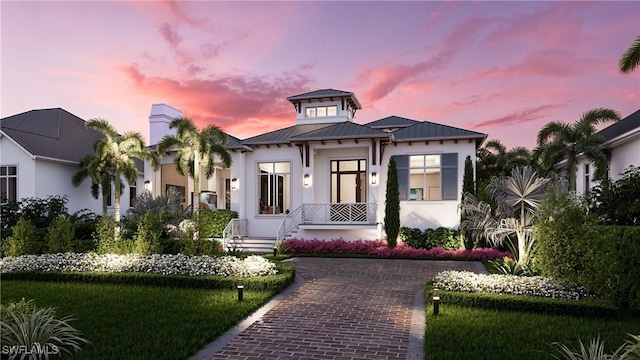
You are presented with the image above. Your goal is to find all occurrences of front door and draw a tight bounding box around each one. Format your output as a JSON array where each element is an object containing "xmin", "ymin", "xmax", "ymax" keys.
[{"xmin": 330, "ymin": 159, "xmax": 367, "ymax": 222}]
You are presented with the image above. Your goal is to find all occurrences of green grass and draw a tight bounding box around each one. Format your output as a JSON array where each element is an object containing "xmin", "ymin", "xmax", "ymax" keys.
[
  {"xmin": 424, "ymin": 301, "xmax": 639, "ymax": 360},
  {"xmin": 1, "ymin": 280, "xmax": 277, "ymax": 360}
]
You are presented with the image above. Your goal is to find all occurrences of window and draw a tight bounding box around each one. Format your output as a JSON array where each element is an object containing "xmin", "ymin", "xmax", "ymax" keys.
[
  {"xmin": 584, "ymin": 164, "xmax": 590, "ymax": 193},
  {"xmin": 129, "ymin": 181, "xmax": 137, "ymax": 208},
  {"xmin": 258, "ymin": 162, "xmax": 291, "ymax": 215},
  {"xmin": 224, "ymin": 178, "xmax": 231, "ymax": 210},
  {"xmin": 394, "ymin": 154, "xmax": 458, "ymax": 201},
  {"xmin": 305, "ymin": 105, "xmax": 338, "ymax": 118},
  {"xmin": 0, "ymin": 166, "xmax": 17, "ymax": 203}
]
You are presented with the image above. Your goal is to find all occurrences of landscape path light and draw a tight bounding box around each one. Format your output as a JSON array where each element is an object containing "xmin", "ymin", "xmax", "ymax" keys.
[
  {"xmin": 237, "ymin": 279, "xmax": 244, "ymax": 302},
  {"xmin": 433, "ymin": 288, "xmax": 440, "ymax": 316}
]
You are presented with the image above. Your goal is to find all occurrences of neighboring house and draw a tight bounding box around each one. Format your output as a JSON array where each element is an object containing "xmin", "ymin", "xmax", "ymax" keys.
[
  {"xmin": 0, "ymin": 108, "xmax": 144, "ymax": 214},
  {"xmin": 146, "ymin": 89, "xmax": 487, "ymax": 247},
  {"xmin": 576, "ymin": 109, "xmax": 640, "ymax": 194}
]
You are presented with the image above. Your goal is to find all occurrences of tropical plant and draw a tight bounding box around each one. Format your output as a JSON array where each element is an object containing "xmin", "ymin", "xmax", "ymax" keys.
[
  {"xmin": 460, "ymin": 167, "xmax": 566, "ymax": 269},
  {"xmin": 476, "ymin": 140, "xmax": 532, "ymax": 186},
  {"xmin": 619, "ymin": 35, "xmax": 640, "ymax": 74},
  {"xmin": 0, "ymin": 298, "xmax": 89, "ymax": 358},
  {"xmin": 587, "ymin": 165, "xmax": 640, "ymax": 226},
  {"xmin": 133, "ymin": 213, "xmax": 163, "ymax": 255},
  {"xmin": 548, "ymin": 334, "xmax": 640, "ymax": 360},
  {"xmin": 384, "ymin": 157, "xmax": 400, "ymax": 248},
  {"xmin": 273, "ymin": 240, "xmax": 289, "ymax": 255},
  {"xmin": 129, "ymin": 186, "xmax": 184, "ymax": 222},
  {"xmin": 536, "ymin": 108, "xmax": 621, "ymax": 190},
  {"xmin": 83, "ymin": 119, "xmax": 159, "ymax": 223},
  {"xmin": 72, "ymin": 151, "xmax": 114, "ymax": 215},
  {"xmin": 156, "ymin": 117, "xmax": 232, "ymax": 215}
]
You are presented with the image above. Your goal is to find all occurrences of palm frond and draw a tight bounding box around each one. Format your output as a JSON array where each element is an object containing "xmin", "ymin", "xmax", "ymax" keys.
[{"xmin": 619, "ymin": 35, "xmax": 640, "ymax": 74}]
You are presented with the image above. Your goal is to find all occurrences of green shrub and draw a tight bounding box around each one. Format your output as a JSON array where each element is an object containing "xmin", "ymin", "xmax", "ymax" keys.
[
  {"xmin": 94, "ymin": 215, "xmax": 133, "ymax": 254},
  {"xmin": 0, "ymin": 200, "xmax": 20, "ymax": 229},
  {"xmin": 536, "ymin": 192, "xmax": 640, "ymax": 310},
  {"xmin": 400, "ymin": 226, "xmax": 460, "ymax": 250},
  {"xmin": 385, "ymin": 157, "xmax": 400, "ymax": 247},
  {"xmin": 5, "ymin": 218, "xmax": 41, "ymax": 256},
  {"xmin": 133, "ymin": 213, "xmax": 163, "ymax": 255},
  {"xmin": 196, "ymin": 210, "xmax": 238, "ymax": 238},
  {"xmin": 47, "ymin": 215, "xmax": 74, "ymax": 253}
]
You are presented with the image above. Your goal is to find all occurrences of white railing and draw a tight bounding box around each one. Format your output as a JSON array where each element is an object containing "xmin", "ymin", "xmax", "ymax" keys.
[
  {"xmin": 277, "ymin": 203, "xmax": 377, "ymax": 241},
  {"xmin": 222, "ymin": 219, "xmax": 248, "ymax": 250},
  {"xmin": 277, "ymin": 206, "xmax": 303, "ymax": 242}
]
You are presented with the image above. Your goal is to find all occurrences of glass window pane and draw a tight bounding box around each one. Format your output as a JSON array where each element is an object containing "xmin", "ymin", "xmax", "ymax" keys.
[
  {"xmin": 9, "ymin": 166, "xmax": 17, "ymax": 175},
  {"xmin": 259, "ymin": 163, "xmax": 273, "ymax": 173},
  {"xmin": 1, "ymin": 167, "xmax": 6, "ymax": 176},
  {"xmin": 327, "ymin": 106, "xmax": 337, "ymax": 116},
  {"xmin": 274, "ymin": 162, "xmax": 290, "ymax": 173},
  {"xmin": 317, "ymin": 107, "xmax": 327, "ymax": 117},
  {"xmin": 425, "ymin": 155, "xmax": 440, "ymax": 167},
  {"xmin": 331, "ymin": 161, "xmax": 338, "ymax": 172},
  {"xmin": 410, "ymin": 155, "xmax": 424, "ymax": 168},
  {"xmin": 340, "ymin": 160, "xmax": 358, "ymax": 171},
  {"xmin": 306, "ymin": 108, "xmax": 316, "ymax": 118},
  {"xmin": 425, "ymin": 169, "xmax": 441, "ymax": 200}
]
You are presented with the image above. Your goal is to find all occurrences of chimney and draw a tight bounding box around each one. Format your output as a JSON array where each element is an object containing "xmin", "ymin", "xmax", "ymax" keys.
[{"xmin": 149, "ymin": 103, "xmax": 182, "ymax": 145}]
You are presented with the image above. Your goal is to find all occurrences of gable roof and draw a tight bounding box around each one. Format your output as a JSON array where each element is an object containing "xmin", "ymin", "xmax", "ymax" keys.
[
  {"xmin": 286, "ymin": 89, "xmax": 362, "ymax": 109},
  {"xmin": 597, "ymin": 109, "xmax": 640, "ymax": 146},
  {"xmin": 242, "ymin": 123, "xmax": 336, "ymax": 145},
  {"xmin": 365, "ymin": 115, "xmax": 420, "ymax": 130},
  {"xmin": 391, "ymin": 121, "xmax": 487, "ymax": 142},
  {"xmin": 1, "ymin": 108, "xmax": 104, "ymax": 163}
]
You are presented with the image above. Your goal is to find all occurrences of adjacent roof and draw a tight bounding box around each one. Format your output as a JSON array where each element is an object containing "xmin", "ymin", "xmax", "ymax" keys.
[
  {"xmin": 597, "ymin": 109, "xmax": 640, "ymax": 145},
  {"xmin": 392, "ymin": 121, "xmax": 487, "ymax": 142},
  {"xmin": 242, "ymin": 123, "xmax": 335, "ymax": 145},
  {"xmin": 1, "ymin": 108, "xmax": 104, "ymax": 163},
  {"xmin": 366, "ymin": 115, "xmax": 420, "ymax": 129},
  {"xmin": 286, "ymin": 89, "xmax": 362, "ymax": 110}
]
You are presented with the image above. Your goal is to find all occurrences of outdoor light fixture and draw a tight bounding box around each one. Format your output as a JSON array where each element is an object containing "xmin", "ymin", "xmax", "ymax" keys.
[
  {"xmin": 303, "ymin": 174, "xmax": 311, "ymax": 187},
  {"xmin": 231, "ymin": 178, "xmax": 238, "ymax": 191},
  {"xmin": 143, "ymin": 180, "xmax": 151, "ymax": 192},
  {"xmin": 433, "ymin": 288, "xmax": 440, "ymax": 316},
  {"xmin": 237, "ymin": 279, "xmax": 244, "ymax": 302},
  {"xmin": 370, "ymin": 172, "xmax": 378, "ymax": 185}
]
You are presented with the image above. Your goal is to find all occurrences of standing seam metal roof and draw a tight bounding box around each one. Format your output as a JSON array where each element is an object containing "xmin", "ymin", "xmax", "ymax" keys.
[
  {"xmin": 597, "ymin": 109, "xmax": 640, "ymax": 144},
  {"xmin": 392, "ymin": 121, "xmax": 487, "ymax": 141}
]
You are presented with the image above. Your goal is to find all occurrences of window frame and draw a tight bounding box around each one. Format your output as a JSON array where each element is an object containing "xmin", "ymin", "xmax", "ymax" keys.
[
  {"xmin": 257, "ymin": 161, "xmax": 291, "ymax": 216},
  {"xmin": 0, "ymin": 165, "xmax": 18, "ymax": 204},
  {"xmin": 305, "ymin": 105, "xmax": 338, "ymax": 118},
  {"xmin": 394, "ymin": 153, "xmax": 458, "ymax": 201}
]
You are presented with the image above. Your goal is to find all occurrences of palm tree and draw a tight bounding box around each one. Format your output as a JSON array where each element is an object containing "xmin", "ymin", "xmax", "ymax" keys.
[
  {"xmin": 460, "ymin": 167, "xmax": 566, "ymax": 268},
  {"xmin": 536, "ymin": 108, "xmax": 621, "ymax": 190},
  {"xmin": 85, "ymin": 119, "xmax": 159, "ymax": 223},
  {"xmin": 156, "ymin": 117, "xmax": 232, "ymax": 214},
  {"xmin": 72, "ymin": 152, "xmax": 113, "ymax": 215},
  {"xmin": 619, "ymin": 35, "xmax": 640, "ymax": 73}
]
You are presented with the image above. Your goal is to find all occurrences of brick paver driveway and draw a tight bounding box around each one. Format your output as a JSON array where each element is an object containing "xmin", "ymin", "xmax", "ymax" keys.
[{"xmin": 193, "ymin": 258, "xmax": 487, "ymax": 360}]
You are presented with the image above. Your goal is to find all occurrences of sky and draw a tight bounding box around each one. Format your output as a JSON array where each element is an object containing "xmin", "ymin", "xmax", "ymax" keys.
[{"xmin": 1, "ymin": 1, "xmax": 639, "ymax": 150}]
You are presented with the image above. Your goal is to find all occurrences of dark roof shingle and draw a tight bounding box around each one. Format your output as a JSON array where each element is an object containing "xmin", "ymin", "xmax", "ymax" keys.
[{"xmin": 1, "ymin": 108, "xmax": 104, "ymax": 163}]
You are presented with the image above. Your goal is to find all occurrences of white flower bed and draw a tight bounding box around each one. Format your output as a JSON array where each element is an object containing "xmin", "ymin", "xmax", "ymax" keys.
[
  {"xmin": 433, "ymin": 270, "xmax": 589, "ymax": 300},
  {"xmin": 0, "ymin": 253, "xmax": 277, "ymax": 277}
]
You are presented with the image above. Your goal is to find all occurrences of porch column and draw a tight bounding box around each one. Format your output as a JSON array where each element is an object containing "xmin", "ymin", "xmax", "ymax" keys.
[
  {"xmin": 237, "ymin": 151, "xmax": 247, "ymax": 219},
  {"xmin": 302, "ymin": 143, "xmax": 314, "ymax": 204}
]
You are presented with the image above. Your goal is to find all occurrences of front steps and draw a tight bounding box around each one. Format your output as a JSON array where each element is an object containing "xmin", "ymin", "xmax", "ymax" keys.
[{"xmin": 226, "ymin": 237, "xmax": 277, "ymax": 254}]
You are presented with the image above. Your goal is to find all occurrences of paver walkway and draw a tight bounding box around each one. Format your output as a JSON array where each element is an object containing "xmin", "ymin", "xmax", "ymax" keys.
[{"xmin": 192, "ymin": 258, "xmax": 487, "ymax": 360}]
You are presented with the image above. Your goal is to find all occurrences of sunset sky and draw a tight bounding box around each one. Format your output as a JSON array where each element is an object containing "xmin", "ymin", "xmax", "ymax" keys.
[{"xmin": 1, "ymin": 1, "xmax": 638, "ymax": 150}]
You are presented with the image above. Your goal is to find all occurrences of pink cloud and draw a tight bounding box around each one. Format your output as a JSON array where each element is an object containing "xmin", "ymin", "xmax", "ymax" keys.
[
  {"xmin": 469, "ymin": 103, "xmax": 567, "ymax": 129},
  {"xmin": 159, "ymin": 1, "xmax": 210, "ymax": 30},
  {"xmin": 612, "ymin": 88, "xmax": 640, "ymax": 103},
  {"xmin": 118, "ymin": 63, "xmax": 314, "ymax": 138},
  {"xmin": 158, "ymin": 23, "xmax": 182, "ymax": 50}
]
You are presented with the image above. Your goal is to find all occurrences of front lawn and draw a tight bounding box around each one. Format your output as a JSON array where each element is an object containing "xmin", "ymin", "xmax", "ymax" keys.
[{"xmin": 1, "ymin": 280, "xmax": 276, "ymax": 360}]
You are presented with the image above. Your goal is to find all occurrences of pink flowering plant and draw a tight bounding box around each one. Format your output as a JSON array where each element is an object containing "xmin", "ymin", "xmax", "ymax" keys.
[{"xmin": 283, "ymin": 238, "xmax": 510, "ymax": 260}]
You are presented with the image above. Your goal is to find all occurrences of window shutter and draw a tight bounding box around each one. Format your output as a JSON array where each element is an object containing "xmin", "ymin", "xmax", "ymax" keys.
[
  {"xmin": 441, "ymin": 153, "xmax": 458, "ymax": 200},
  {"xmin": 393, "ymin": 155, "xmax": 409, "ymax": 201}
]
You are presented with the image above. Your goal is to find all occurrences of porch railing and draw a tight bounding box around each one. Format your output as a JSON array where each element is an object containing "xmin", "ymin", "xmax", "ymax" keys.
[
  {"xmin": 222, "ymin": 219, "xmax": 248, "ymax": 250},
  {"xmin": 277, "ymin": 203, "xmax": 377, "ymax": 241}
]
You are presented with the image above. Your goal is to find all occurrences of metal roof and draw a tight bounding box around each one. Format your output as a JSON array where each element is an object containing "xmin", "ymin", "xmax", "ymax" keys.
[
  {"xmin": 365, "ymin": 116, "xmax": 420, "ymax": 130},
  {"xmin": 242, "ymin": 123, "xmax": 336, "ymax": 145},
  {"xmin": 286, "ymin": 89, "xmax": 362, "ymax": 109},
  {"xmin": 597, "ymin": 109, "xmax": 640, "ymax": 144},
  {"xmin": 391, "ymin": 121, "xmax": 487, "ymax": 142},
  {"xmin": 289, "ymin": 122, "xmax": 390, "ymax": 142},
  {"xmin": 1, "ymin": 108, "xmax": 104, "ymax": 163}
]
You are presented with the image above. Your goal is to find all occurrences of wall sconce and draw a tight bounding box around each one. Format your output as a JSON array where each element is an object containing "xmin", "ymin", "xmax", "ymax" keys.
[
  {"xmin": 303, "ymin": 174, "xmax": 311, "ymax": 187},
  {"xmin": 231, "ymin": 178, "xmax": 238, "ymax": 191},
  {"xmin": 144, "ymin": 180, "xmax": 151, "ymax": 192},
  {"xmin": 370, "ymin": 172, "xmax": 378, "ymax": 185},
  {"xmin": 433, "ymin": 288, "xmax": 440, "ymax": 316}
]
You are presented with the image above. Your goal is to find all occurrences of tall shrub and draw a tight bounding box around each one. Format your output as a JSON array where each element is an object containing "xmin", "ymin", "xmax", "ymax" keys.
[
  {"xmin": 461, "ymin": 155, "xmax": 475, "ymax": 249},
  {"xmin": 47, "ymin": 215, "xmax": 74, "ymax": 253},
  {"xmin": 133, "ymin": 213, "xmax": 162, "ymax": 255},
  {"xmin": 5, "ymin": 218, "xmax": 40, "ymax": 256},
  {"xmin": 384, "ymin": 157, "xmax": 400, "ymax": 248}
]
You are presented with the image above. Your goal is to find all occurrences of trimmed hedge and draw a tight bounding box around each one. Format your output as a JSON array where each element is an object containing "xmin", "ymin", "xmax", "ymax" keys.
[
  {"xmin": 536, "ymin": 193, "xmax": 640, "ymax": 310},
  {"xmin": 399, "ymin": 226, "xmax": 460, "ymax": 250},
  {"xmin": 197, "ymin": 210, "xmax": 238, "ymax": 238},
  {"xmin": 425, "ymin": 282, "xmax": 618, "ymax": 319},
  {"xmin": 1, "ymin": 261, "xmax": 295, "ymax": 292}
]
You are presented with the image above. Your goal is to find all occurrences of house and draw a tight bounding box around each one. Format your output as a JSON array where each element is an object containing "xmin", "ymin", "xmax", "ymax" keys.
[
  {"xmin": 576, "ymin": 109, "xmax": 640, "ymax": 194},
  {"xmin": 146, "ymin": 89, "xmax": 487, "ymax": 249},
  {"xmin": 0, "ymin": 108, "xmax": 144, "ymax": 214}
]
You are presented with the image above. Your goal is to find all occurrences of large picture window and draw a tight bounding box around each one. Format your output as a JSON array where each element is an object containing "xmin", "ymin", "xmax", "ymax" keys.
[
  {"xmin": 305, "ymin": 105, "xmax": 338, "ymax": 118},
  {"xmin": 0, "ymin": 166, "xmax": 17, "ymax": 203},
  {"xmin": 394, "ymin": 154, "xmax": 458, "ymax": 201},
  {"xmin": 258, "ymin": 162, "xmax": 291, "ymax": 215}
]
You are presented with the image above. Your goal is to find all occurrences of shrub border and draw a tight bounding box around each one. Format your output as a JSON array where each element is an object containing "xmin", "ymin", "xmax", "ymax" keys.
[
  {"xmin": 425, "ymin": 281, "xmax": 619, "ymax": 319},
  {"xmin": 2, "ymin": 261, "xmax": 295, "ymax": 292}
]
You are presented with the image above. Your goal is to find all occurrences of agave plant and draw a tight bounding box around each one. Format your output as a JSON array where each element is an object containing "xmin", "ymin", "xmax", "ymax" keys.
[
  {"xmin": 129, "ymin": 187, "xmax": 184, "ymax": 222},
  {"xmin": 273, "ymin": 240, "xmax": 290, "ymax": 256},
  {"xmin": 549, "ymin": 337, "xmax": 611, "ymax": 360},
  {"xmin": 0, "ymin": 299, "xmax": 89, "ymax": 359}
]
